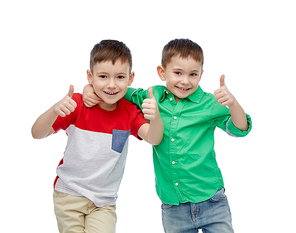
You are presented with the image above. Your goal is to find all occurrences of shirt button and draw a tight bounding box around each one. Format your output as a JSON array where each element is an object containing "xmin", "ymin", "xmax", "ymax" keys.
[
  {"xmin": 169, "ymin": 98, "xmax": 173, "ymax": 101},
  {"xmin": 174, "ymin": 116, "xmax": 177, "ymax": 120},
  {"xmin": 175, "ymin": 182, "xmax": 179, "ymax": 186},
  {"xmin": 172, "ymin": 161, "xmax": 175, "ymax": 165},
  {"xmin": 171, "ymin": 138, "xmax": 175, "ymax": 142}
]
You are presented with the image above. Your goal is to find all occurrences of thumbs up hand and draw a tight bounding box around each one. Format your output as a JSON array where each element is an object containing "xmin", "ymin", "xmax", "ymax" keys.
[
  {"xmin": 142, "ymin": 87, "xmax": 161, "ymax": 121},
  {"xmin": 54, "ymin": 85, "xmax": 77, "ymax": 117},
  {"xmin": 214, "ymin": 75, "xmax": 235, "ymax": 107}
]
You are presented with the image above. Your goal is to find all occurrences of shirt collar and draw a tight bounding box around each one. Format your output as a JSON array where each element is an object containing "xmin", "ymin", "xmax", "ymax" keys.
[
  {"xmin": 160, "ymin": 86, "xmax": 204, "ymax": 104},
  {"xmin": 187, "ymin": 86, "xmax": 204, "ymax": 103}
]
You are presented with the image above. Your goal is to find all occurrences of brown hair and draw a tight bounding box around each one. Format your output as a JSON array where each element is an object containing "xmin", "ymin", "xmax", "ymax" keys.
[
  {"xmin": 161, "ymin": 39, "xmax": 204, "ymax": 69},
  {"xmin": 90, "ymin": 40, "xmax": 132, "ymax": 73}
]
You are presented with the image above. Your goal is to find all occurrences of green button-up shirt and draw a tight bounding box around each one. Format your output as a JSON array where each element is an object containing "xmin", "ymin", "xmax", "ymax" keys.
[{"xmin": 125, "ymin": 85, "xmax": 252, "ymax": 205}]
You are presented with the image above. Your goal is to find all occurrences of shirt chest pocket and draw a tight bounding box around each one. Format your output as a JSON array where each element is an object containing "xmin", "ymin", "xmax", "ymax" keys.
[{"xmin": 111, "ymin": 129, "xmax": 130, "ymax": 153}]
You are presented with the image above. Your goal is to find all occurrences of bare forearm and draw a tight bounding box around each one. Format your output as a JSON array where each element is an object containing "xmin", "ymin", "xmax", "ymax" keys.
[
  {"xmin": 228, "ymin": 99, "xmax": 248, "ymax": 131},
  {"xmin": 138, "ymin": 118, "xmax": 164, "ymax": 146},
  {"xmin": 147, "ymin": 118, "xmax": 164, "ymax": 145},
  {"xmin": 31, "ymin": 106, "xmax": 57, "ymax": 139},
  {"xmin": 214, "ymin": 75, "xmax": 249, "ymax": 131},
  {"xmin": 32, "ymin": 86, "xmax": 77, "ymax": 139}
]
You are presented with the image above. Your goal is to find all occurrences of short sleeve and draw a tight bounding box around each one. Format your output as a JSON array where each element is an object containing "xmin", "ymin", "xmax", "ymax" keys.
[{"xmin": 130, "ymin": 108, "xmax": 149, "ymax": 140}]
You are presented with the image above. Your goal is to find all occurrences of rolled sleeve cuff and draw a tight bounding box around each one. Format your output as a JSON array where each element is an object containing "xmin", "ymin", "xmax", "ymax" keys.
[
  {"xmin": 226, "ymin": 114, "xmax": 252, "ymax": 137},
  {"xmin": 124, "ymin": 87, "xmax": 138, "ymax": 101}
]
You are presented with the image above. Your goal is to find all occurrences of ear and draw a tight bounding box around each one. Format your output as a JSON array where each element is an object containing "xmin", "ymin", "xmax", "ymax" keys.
[
  {"xmin": 157, "ymin": 65, "xmax": 166, "ymax": 81},
  {"xmin": 199, "ymin": 70, "xmax": 204, "ymax": 83},
  {"xmin": 128, "ymin": 71, "xmax": 135, "ymax": 86},
  {"xmin": 87, "ymin": 70, "xmax": 93, "ymax": 85}
]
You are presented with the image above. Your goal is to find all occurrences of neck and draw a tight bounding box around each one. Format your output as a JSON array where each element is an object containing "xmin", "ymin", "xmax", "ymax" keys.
[{"xmin": 98, "ymin": 102, "xmax": 118, "ymax": 111}]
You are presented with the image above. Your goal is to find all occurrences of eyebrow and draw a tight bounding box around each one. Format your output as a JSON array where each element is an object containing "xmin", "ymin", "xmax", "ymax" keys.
[
  {"xmin": 191, "ymin": 70, "xmax": 200, "ymax": 73},
  {"xmin": 95, "ymin": 71, "xmax": 128, "ymax": 76},
  {"xmin": 117, "ymin": 72, "xmax": 128, "ymax": 75},
  {"xmin": 173, "ymin": 68, "xmax": 200, "ymax": 73}
]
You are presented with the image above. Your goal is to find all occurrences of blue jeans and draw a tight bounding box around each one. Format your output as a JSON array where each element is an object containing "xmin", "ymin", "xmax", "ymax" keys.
[{"xmin": 161, "ymin": 189, "xmax": 234, "ymax": 233}]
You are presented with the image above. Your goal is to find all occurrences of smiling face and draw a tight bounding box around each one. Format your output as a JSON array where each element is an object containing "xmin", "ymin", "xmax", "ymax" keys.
[
  {"xmin": 87, "ymin": 59, "xmax": 134, "ymax": 111},
  {"xmin": 157, "ymin": 55, "xmax": 203, "ymax": 102}
]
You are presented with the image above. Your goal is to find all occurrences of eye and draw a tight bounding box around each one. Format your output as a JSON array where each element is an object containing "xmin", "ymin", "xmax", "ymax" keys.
[
  {"xmin": 174, "ymin": 71, "xmax": 181, "ymax": 75},
  {"xmin": 99, "ymin": 75, "xmax": 107, "ymax": 79},
  {"xmin": 117, "ymin": 76, "xmax": 125, "ymax": 79},
  {"xmin": 190, "ymin": 73, "xmax": 198, "ymax": 77}
]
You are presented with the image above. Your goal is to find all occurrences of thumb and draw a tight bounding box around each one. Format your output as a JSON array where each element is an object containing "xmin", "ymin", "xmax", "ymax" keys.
[
  {"xmin": 220, "ymin": 75, "xmax": 225, "ymax": 87},
  {"xmin": 148, "ymin": 87, "xmax": 155, "ymax": 99},
  {"xmin": 67, "ymin": 85, "xmax": 74, "ymax": 98}
]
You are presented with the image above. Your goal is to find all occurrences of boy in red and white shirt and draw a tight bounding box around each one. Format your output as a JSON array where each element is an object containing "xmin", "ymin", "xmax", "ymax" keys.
[{"xmin": 31, "ymin": 40, "xmax": 163, "ymax": 233}]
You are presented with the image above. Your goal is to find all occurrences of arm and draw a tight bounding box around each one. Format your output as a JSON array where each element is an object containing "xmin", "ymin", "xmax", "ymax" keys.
[
  {"xmin": 31, "ymin": 85, "xmax": 77, "ymax": 139},
  {"xmin": 137, "ymin": 87, "xmax": 163, "ymax": 145},
  {"xmin": 228, "ymin": 99, "xmax": 248, "ymax": 131},
  {"xmin": 82, "ymin": 84, "xmax": 102, "ymax": 107},
  {"xmin": 82, "ymin": 84, "xmax": 145, "ymax": 108},
  {"xmin": 214, "ymin": 75, "xmax": 248, "ymax": 131},
  {"xmin": 82, "ymin": 84, "xmax": 163, "ymax": 144}
]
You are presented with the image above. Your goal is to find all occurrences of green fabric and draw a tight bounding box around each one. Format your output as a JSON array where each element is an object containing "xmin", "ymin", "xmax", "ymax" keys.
[{"xmin": 125, "ymin": 85, "xmax": 252, "ymax": 205}]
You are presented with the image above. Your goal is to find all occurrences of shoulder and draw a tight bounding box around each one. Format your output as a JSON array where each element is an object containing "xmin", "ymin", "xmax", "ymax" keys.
[
  {"xmin": 134, "ymin": 85, "xmax": 166, "ymax": 94},
  {"xmin": 200, "ymin": 89, "xmax": 229, "ymax": 114},
  {"xmin": 151, "ymin": 85, "xmax": 166, "ymax": 98},
  {"xmin": 118, "ymin": 99, "xmax": 146, "ymax": 119},
  {"xmin": 126, "ymin": 85, "xmax": 166, "ymax": 101},
  {"xmin": 118, "ymin": 98, "xmax": 147, "ymax": 127},
  {"xmin": 196, "ymin": 87, "xmax": 217, "ymax": 104},
  {"xmin": 71, "ymin": 93, "xmax": 83, "ymax": 106},
  {"xmin": 120, "ymin": 98, "xmax": 141, "ymax": 111},
  {"xmin": 152, "ymin": 85, "xmax": 166, "ymax": 91},
  {"xmin": 72, "ymin": 93, "xmax": 82, "ymax": 101},
  {"xmin": 203, "ymin": 91, "xmax": 217, "ymax": 103},
  {"xmin": 69, "ymin": 93, "xmax": 85, "ymax": 114}
]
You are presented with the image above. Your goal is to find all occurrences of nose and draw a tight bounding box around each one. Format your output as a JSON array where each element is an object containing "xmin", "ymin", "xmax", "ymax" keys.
[
  {"xmin": 180, "ymin": 76, "xmax": 189, "ymax": 85},
  {"xmin": 107, "ymin": 78, "xmax": 116, "ymax": 88}
]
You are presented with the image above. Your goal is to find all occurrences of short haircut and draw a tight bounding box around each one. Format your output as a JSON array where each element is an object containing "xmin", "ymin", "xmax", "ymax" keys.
[
  {"xmin": 90, "ymin": 40, "xmax": 132, "ymax": 73},
  {"xmin": 161, "ymin": 39, "xmax": 204, "ymax": 69}
]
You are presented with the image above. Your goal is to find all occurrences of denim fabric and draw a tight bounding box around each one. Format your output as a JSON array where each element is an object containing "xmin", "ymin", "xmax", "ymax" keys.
[
  {"xmin": 111, "ymin": 129, "xmax": 130, "ymax": 153},
  {"xmin": 162, "ymin": 189, "xmax": 234, "ymax": 233}
]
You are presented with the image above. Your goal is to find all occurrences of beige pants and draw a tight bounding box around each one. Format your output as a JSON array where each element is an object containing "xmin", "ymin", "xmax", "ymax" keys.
[{"xmin": 53, "ymin": 190, "xmax": 117, "ymax": 233}]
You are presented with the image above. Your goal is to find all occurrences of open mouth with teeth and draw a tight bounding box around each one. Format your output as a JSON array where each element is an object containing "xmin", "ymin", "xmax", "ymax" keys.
[
  {"xmin": 104, "ymin": 91, "xmax": 119, "ymax": 95},
  {"xmin": 176, "ymin": 86, "xmax": 191, "ymax": 92}
]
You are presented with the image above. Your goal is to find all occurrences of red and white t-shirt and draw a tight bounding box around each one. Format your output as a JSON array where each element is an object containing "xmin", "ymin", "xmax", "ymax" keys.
[{"xmin": 52, "ymin": 93, "xmax": 148, "ymax": 207}]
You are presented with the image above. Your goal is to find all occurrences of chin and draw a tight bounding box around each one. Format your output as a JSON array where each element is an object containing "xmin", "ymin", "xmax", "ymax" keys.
[{"xmin": 104, "ymin": 99, "xmax": 119, "ymax": 105}]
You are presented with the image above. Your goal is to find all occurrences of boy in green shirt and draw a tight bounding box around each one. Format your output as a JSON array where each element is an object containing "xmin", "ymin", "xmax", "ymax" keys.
[{"xmin": 83, "ymin": 39, "xmax": 252, "ymax": 233}]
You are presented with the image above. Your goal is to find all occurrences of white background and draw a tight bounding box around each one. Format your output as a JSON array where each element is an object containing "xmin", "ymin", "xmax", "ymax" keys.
[{"xmin": 1, "ymin": 0, "xmax": 295, "ymax": 232}]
